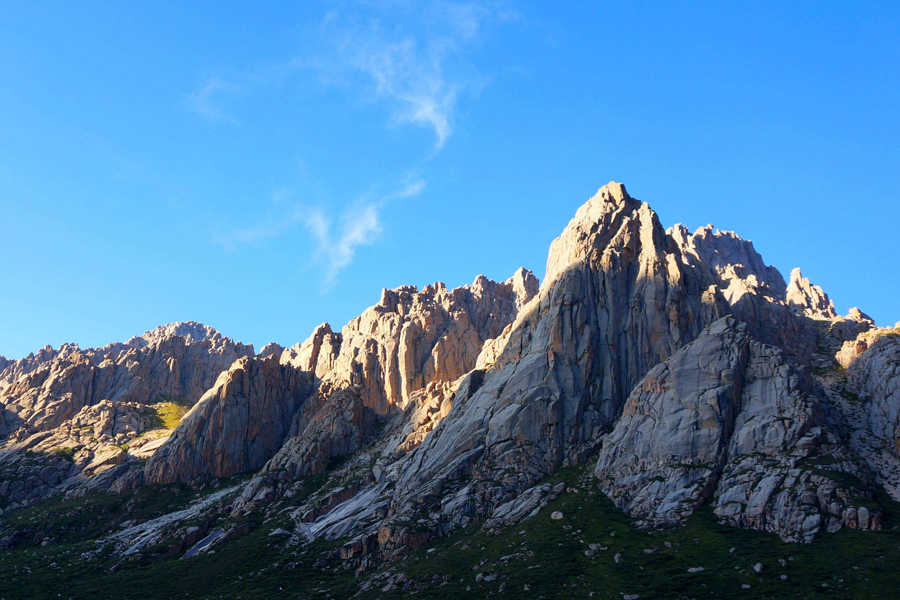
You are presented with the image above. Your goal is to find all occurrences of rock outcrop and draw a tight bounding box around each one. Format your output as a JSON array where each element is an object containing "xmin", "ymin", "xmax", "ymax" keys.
[
  {"xmin": 846, "ymin": 332, "xmax": 900, "ymax": 458},
  {"xmin": 143, "ymin": 271, "xmax": 538, "ymax": 494},
  {"xmin": 312, "ymin": 269, "xmax": 539, "ymax": 415},
  {"xmin": 144, "ymin": 356, "xmax": 312, "ymax": 484},
  {"xmin": 1, "ymin": 181, "xmax": 894, "ymax": 565},
  {"xmin": 831, "ymin": 308, "xmax": 877, "ymax": 342},
  {"xmin": 786, "ymin": 268, "xmax": 837, "ymax": 319},
  {"xmin": 0, "ymin": 322, "xmax": 254, "ymax": 436},
  {"xmin": 266, "ymin": 182, "xmax": 860, "ymax": 563},
  {"xmin": 0, "ymin": 322, "xmax": 255, "ymax": 506},
  {"xmin": 382, "ymin": 185, "xmax": 811, "ymax": 523},
  {"xmin": 594, "ymin": 317, "xmax": 877, "ymax": 541},
  {"xmin": 229, "ymin": 271, "xmax": 538, "ymax": 509}
]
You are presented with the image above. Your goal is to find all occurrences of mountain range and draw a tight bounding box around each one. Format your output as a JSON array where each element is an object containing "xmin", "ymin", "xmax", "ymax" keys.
[{"xmin": 1, "ymin": 182, "xmax": 898, "ymax": 599}]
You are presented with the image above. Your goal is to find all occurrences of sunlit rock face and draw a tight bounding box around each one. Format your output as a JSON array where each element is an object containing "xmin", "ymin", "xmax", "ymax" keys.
[
  {"xmin": 0, "ymin": 321, "xmax": 254, "ymax": 435},
  {"xmin": 309, "ymin": 268, "xmax": 540, "ymax": 415},
  {"xmin": 242, "ymin": 269, "xmax": 540, "ymax": 487},
  {"xmin": 786, "ymin": 267, "xmax": 837, "ymax": 319},
  {"xmin": 139, "ymin": 269, "xmax": 538, "ymax": 488}
]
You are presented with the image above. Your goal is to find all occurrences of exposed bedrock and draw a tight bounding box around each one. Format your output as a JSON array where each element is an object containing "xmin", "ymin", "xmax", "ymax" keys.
[
  {"xmin": 594, "ymin": 317, "xmax": 878, "ymax": 542},
  {"xmin": 143, "ymin": 355, "xmax": 312, "ymax": 484}
]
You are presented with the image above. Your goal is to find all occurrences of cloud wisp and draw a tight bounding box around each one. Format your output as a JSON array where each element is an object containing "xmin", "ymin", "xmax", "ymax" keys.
[
  {"xmin": 208, "ymin": 2, "xmax": 514, "ymax": 285},
  {"xmin": 188, "ymin": 77, "xmax": 241, "ymax": 123},
  {"xmin": 304, "ymin": 203, "xmax": 382, "ymax": 288},
  {"xmin": 216, "ymin": 179, "xmax": 426, "ymax": 288},
  {"xmin": 295, "ymin": 1, "xmax": 512, "ymax": 149}
]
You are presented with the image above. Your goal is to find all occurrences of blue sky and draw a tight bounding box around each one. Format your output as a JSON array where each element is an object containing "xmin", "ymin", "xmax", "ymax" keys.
[{"xmin": 0, "ymin": 1, "xmax": 897, "ymax": 358}]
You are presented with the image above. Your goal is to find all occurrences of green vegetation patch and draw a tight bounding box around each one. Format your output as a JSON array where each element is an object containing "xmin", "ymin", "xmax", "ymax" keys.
[{"xmin": 145, "ymin": 402, "xmax": 189, "ymax": 431}]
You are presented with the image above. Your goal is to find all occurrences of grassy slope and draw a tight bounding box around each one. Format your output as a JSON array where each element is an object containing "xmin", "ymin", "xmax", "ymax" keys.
[
  {"xmin": 144, "ymin": 402, "xmax": 190, "ymax": 431},
  {"xmin": 368, "ymin": 467, "xmax": 900, "ymax": 600},
  {"xmin": 1, "ymin": 465, "xmax": 898, "ymax": 600}
]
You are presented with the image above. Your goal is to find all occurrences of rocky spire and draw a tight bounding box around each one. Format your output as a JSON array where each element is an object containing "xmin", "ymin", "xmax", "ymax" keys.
[{"xmin": 786, "ymin": 267, "xmax": 837, "ymax": 319}]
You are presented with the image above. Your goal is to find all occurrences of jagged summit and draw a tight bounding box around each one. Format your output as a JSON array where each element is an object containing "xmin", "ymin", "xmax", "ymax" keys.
[
  {"xmin": 124, "ymin": 320, "xmax": 227, "ymax": 349},
  {"xmin": 786, "ymin": 267, "xmax": 837, "ymax": 320},
  {"xmin": 137, "ymin": 268, "xmax": 537, "ymax": 486}
]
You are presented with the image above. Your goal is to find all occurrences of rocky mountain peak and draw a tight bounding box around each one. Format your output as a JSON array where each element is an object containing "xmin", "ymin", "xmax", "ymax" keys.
[
  {"xmin": 505, "ymin": 267, "xmax": 540, "ymax": 310},
  {"xmin": 786, "ymin": 267, "xmax": 837, "ymax": 319},
  {"xmin": 124, "ymin": 321, "xmax": 228, "ymax": 349},
  {"xmin": 257, "ymin": 342, "xmax": 285, "ymax": 358},
  {"xmin": 544, "ymin": 181, "xmax": 649, "ymax": 287},
  {"xmin": 670, "ymin": 223, "xmax": 787, "ymax": 298},
  {"xmin": 278, "ymin": 322, "xmax": 342, "ymax": 379},
  {"xmin": 849, "ymin": 307, "xmax": 875, "ymax": 323}
]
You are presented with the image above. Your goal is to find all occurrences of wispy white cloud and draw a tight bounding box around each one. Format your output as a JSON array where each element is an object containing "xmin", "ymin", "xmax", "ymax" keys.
[
  {"xmin": 208, "ymin": 2, "xmax": 513, "ymax": 284},
  {"xmin": 294, "ymin": 1, "xmax": 513, "ymax": 148},
  {"xmin": 215, "ymin": 179, "xmax": 426, "ymax": 287},
  {"xmin": 396, "ymin": 179, "xmax": 427, "ymax": 198},
  {"xmin": 188, "ymin": 77, "xmax": 241, "ymax": 123},
  {"xmin": 306, "ymin": 203, "xmax": 382, "ymax": 288}
]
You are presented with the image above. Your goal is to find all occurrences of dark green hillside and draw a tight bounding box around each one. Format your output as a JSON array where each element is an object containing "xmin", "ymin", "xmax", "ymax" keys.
[{"xmin": 1, "ymin": 464, "xmax": 898, "ymax": 600}]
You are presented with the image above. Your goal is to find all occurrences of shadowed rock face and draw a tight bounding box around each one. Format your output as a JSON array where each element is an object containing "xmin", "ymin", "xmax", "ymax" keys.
[
  {"xmin": 594, "ymin": 317, "xmax": 879, "ymax": 542},
  {"xmin": 595, "ymin": 318, "xmax": 757, "ymax": 524},
  {"xmin": 847, "ymin": 333, "xmax": 900, "ymax": 457},
  {"xmin": 144, "ymin": 356, "xmax": 312, "ymax": 484}
]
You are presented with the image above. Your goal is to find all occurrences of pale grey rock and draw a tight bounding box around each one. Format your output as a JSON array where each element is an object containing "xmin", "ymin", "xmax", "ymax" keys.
[
  {"xmin": 482, "ymin": 482, "xmax": 565, "ymax": 529},
  {"xmin": 375, "ymin": 184, "xmax": 814, "ymax": 546},
  {"xmin": 713, "ymin": 438, "xmax": 879, "ymax": 542},
  {"xmin": 6, "ymin": 179, "xmax": 887, "ymax": 566},
  {"xmin": 237, "ymin": 271, "xmax": 537, "ymax": 502},
  {"xmin": 786, "ymin": 268, "xmax": 837, "ymax": 319},
  {"xmin": 594, "ymin": 317, "xmax": 880, "ymax": 541},
  {"xmin": 595, "ymin": 318, "xmax": 757, "ymax": 526},
  {"xmin": 144, "ymin": 356, "xmax": 312, "ymax": 483},
  {"xmin": 846, "ymin": 333, "xmax": 900, "ymax": 457},
  {"xmin": 101, "ymin": 484, "xmax": 240, "ymax": 558},
  {"xmin": 287, "ymin": 183, "xmax": 834, "ymax": 564}
]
